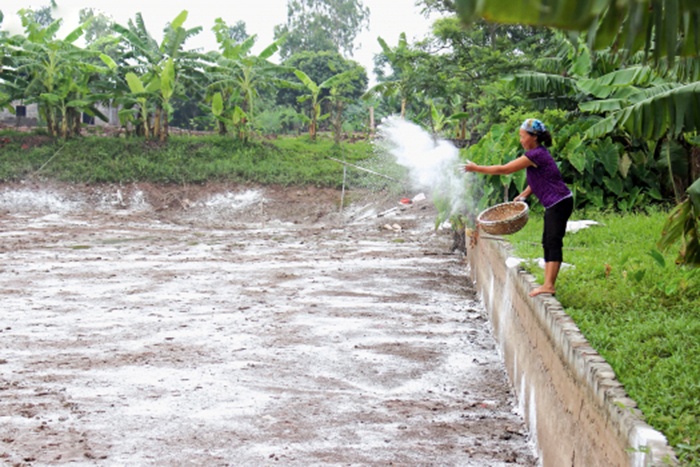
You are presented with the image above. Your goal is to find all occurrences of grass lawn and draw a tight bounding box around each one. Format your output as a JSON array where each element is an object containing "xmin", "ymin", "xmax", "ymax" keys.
[{"xmin": 509, "ymin": 207, "xmax": 700, "ymax": 465}]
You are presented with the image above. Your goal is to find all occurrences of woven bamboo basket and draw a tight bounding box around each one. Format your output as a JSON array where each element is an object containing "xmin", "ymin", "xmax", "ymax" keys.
[{"xmin": 477, "ymin": 201, "xmax": 529, "ymax": 235}]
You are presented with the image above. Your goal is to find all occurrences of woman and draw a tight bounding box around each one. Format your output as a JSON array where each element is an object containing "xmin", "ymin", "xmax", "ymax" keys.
[{"xmin": 464, "ymin": 118, "xmax": 573, "ymax": 297}]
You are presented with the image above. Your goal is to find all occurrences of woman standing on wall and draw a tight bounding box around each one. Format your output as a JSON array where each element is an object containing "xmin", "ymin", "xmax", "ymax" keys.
[{"xmin": 464, "ymin": 118, "xmax": 573, "ymax": 297}]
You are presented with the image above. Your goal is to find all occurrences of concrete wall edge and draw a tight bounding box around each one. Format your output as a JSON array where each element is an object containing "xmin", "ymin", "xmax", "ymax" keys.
[{"xmin": 466, "ymin": 235, "xmax": 678, "ymax": 467}]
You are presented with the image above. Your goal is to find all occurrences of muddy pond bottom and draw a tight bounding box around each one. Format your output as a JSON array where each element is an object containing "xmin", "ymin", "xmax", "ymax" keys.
[{"xmin": 0, "ymin": 184, "xmax": 537, "ymax": 466}]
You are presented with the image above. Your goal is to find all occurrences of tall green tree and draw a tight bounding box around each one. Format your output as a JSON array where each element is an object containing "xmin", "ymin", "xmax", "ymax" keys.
[
  {"xmin": 79, "ymin": 8, "xmax": 114, "ymax": 44},
  {"xmin": 220, "ymin": 20, "xmax": 249, "ymax": 44},
  {"xmin": 273, "ymin": 0, "xmax": 370, "ymax": 59},
  {"xmin": 30, "ymin": 1, "xmax": 56, "ymax": 28},
  {"xmin": 366, "ymin": 19, "xmax": 550, "ymax": 129},
  {"xmin": 428, "ymin": 18, "xmax": 555, "ymax": 133}
]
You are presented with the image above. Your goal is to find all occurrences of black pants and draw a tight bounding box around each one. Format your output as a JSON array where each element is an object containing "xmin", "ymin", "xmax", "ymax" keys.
[{"xmin": 542, "ymin": 196, "xmax": 574, "ymax": 262}]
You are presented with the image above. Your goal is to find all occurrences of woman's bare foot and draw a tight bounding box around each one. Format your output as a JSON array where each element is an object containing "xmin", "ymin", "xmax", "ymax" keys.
[
  {"xmin": 529, "ymin": 285, "xmax": 556, "ymax": 297},
  {"xmin": 530, "ymin": 262, "xmax": 561, "ymax": 297}
]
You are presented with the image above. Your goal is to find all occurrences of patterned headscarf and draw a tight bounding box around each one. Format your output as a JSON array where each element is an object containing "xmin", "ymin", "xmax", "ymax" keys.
[{"xmin": 520, "ymin": 118, "xmax": 547, "ymax": 135}]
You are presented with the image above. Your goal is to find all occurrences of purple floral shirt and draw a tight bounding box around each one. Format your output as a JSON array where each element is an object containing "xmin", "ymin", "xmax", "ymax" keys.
[{"xmin": 524, "ymin": 146, "xmax": 572, "ymax": 208}]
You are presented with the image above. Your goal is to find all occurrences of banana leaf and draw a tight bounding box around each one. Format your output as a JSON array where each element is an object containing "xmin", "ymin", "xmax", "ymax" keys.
[
  {"xmin": 585, "ymin": 82, "xmax": 700, "ymax": 140},
  {"xmin": 689, "ymin": 177, "xmax": 700, "ymax": 215},
  {"xmin": 658, "ymin": 178, "xmax": 700, "ymax": 265},
  {"xmin": 211, "ymin": 92, "xmax": 224, "ymax": 117},
  {"xmin": 454, "ymin": 0, "xmax": 700, "ymax": 66}
]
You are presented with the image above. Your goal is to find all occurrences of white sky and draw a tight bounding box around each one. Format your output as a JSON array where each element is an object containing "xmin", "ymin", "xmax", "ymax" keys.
[{"xmin": 3, "ymin": 0, "xmax": 441, "ymax": 85}]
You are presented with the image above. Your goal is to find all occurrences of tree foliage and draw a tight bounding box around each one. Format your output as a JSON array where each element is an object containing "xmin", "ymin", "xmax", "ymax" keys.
[
  {"xmin": 26, "ymin": 1, "xmax": 57, "ymax": 28},
  {"xmin": 111, "ymin": 11, "xmax": 204, "ymax": 141},
  {"xmin": 454, "ymin": 0, "xmax": 700, "ymax": 66},
  {"xmin": 365, "ymin": 33, "xmax": 420, "ymax": 118},
  {"xmin": 207, "ymin": 24, "xmax": 284, "ymax": 139},
  {"xmin": 79, "ymin": 8, "xmax": 113, "ymax": 44},
  {"xmin": 273, "ymin": 0, "xmax": 369, "ymax": 59},
  {"xmin": 278, "ymin": 50, "xmax": 367, "ymax": 135},
  {"xmin": 7, "ymin": 9, "xmax": 110, "ymax": 138}
]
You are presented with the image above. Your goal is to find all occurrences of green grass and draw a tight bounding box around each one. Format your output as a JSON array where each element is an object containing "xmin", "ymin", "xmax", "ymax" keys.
[
  {"xmin": 0, "ymin": 132, "xmax": 377, "ymax": 187},
  {"xmin": 510, "ymin": 207, "xmax": 700, "ymax": 465}
]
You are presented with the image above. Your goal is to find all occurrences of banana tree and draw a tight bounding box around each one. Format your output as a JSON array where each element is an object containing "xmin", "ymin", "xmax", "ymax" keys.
[
  {"xmin": 1, "ymin": 43, "xmax": 21, "ymax": 114},
  {"xmin": 0, "ymin": 14, "xmax": 17, "ymax": 113},
  {"xmin": 113, "ymin": 10, "xmax": 203, "ymax": 140},
  {"xmin": 207, "ymin": 22, "xmax": 283, "ymax": 138},
  {"xmin": 38, "ymin": 62, "xmax": 110, "ymax": 138},
  {"xmin": 293, "ymin": 68, "xmax": 355, "ymax": 140},
  {"xmin": 364, "ymin": 33, "xmax": 417, "ymax": 118},
  {"xmin": 123, "ymin": 71, "xmax": 156, "ymax": 139},
  {"xmin": 102, "ymin": 52, "xmax": 166, "ymax": 140},
  {"xmin": 428, "ymin": 100, "xmax": 451, "ymax": 136},
  {"xmin": 205, "ymin": 28, "xmax": 254, "ymax": 135},
  {"xmin": 210, "ymin": 91, "xmax": 248, "ymax": 141},
  {"xmin": 327, "ymin": 81, "xmax": 358, "ymax": 144},
  {"xmin": 11, "ymin": 11, "xmax": 111, "ymax": 138},
  {"xmin": 583, "ymin": 80, "xmax": 700, "ymax": 142},
  {"xmin": 206, "ymin": 71, "xmax": 244, "ymax": 136},
  {"xmin": 98, "ymin": 53, "xmax": 137, "ymax": 135},
  {"xmin": 153, "ymin": 57, "xmax": 176, "ymax": 142},
  {"xmin": 577, "ymin": 69, "xmax": 698, "ymax": 196},
  {"xmin": 236, "ymin": 45, "xmax": 279, "ymax": 127}
]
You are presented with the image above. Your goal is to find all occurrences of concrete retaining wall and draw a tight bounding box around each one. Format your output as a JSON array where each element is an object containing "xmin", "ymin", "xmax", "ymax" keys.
[{"xmin": 466, "ymin": 233, "xmax": 677, "ymax": 466}]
